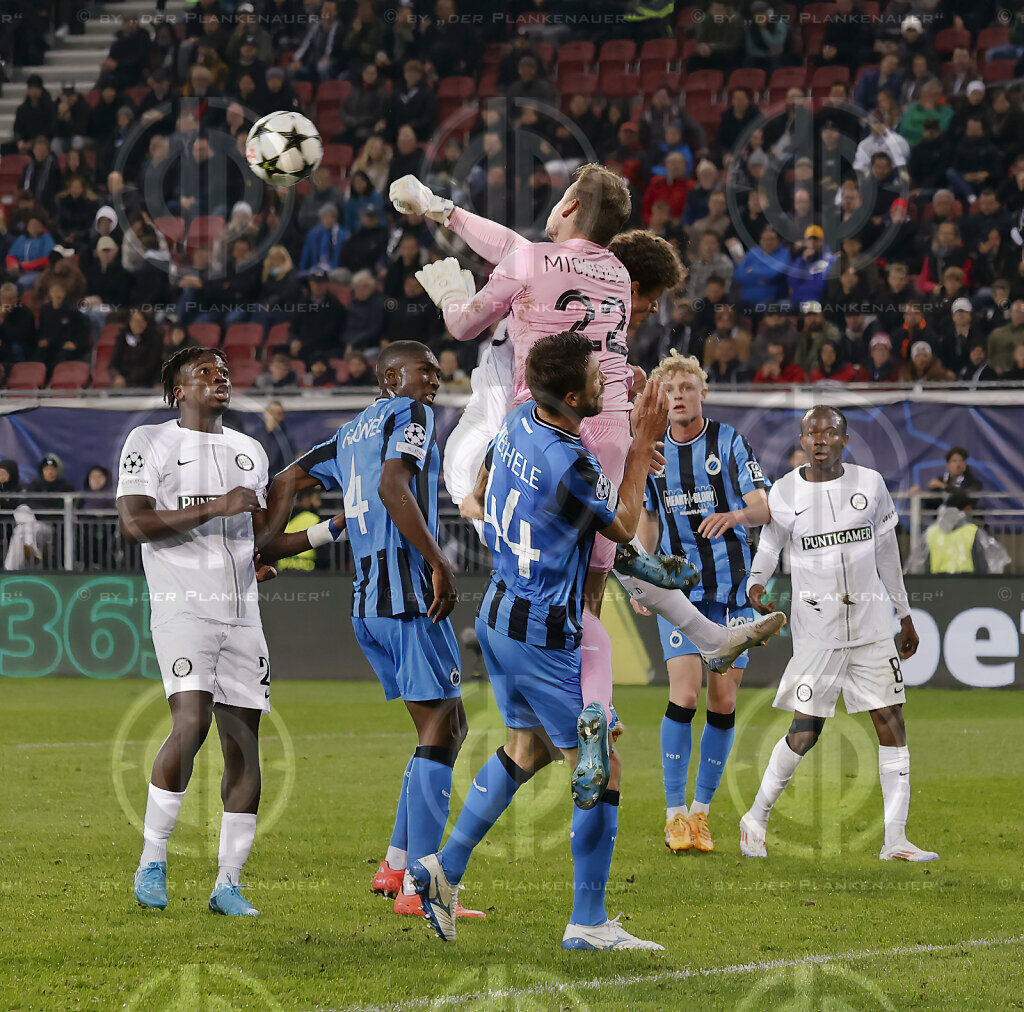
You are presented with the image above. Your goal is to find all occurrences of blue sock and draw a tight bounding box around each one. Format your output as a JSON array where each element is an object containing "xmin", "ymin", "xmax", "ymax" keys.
[
  {"xmin": 439, "ymin": 749, "xmax": 531, "ymax": 885},
  {"xmin": 694, "ymin": 710, "xmax": 736, "ymax": 806},
  {"xmin": 406, "ymin": 746, "xmax": 457, "ymax": 864},
  {"xmin": 661, "ymin": 703, "xmax": 695, "ymax": 809},
  {"xmin": 387, "ymin": 755, "xmax": 414, "ymax": 858},
  {"xmin": 570, "ymin": 791, "xmax": 619, "ymax": 927}
]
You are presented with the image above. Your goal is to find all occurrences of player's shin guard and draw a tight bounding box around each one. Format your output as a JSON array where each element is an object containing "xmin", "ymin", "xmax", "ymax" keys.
[
  {"xmin": 140, "ymin": 783, "xmax": 185, "ymax": 866},
  {"xmin": 693, "ymin": 710, "xmax": 736, "ymax": 810},
  {"xmin": 407, "ymin": 746, "xmax": 457, "ymax": 864},
  {"xmin": 580, "ymin": 609, "xmax": 614, "ymax": 723},
  {"xmin": 749, "ymin": 736, "xmax": 804, "ymax": 825},
  {"xmin": 613, "ymin": 573, "xmax": 729, "ymax": 655},
  {"xmin": 386, "ymin": 755, "xmax": 415, "ymax": 870},
  {"xmin": 570, "ymin": 790, "xmax": 619, "ymax": 927},
  {"xmin": 439, "ymin": 748, "xmax": 531, "ymax": 885},
  {"xmin": 217, "ymin": 812, "xmax": 257, "ymax": 885},
  {"xmin": 878, "ymin": 745, "xmax": 911, "ymax": 846},
  {"xmin": 660, "ymin": 703, "xmax": 694, "ymax": 812}
]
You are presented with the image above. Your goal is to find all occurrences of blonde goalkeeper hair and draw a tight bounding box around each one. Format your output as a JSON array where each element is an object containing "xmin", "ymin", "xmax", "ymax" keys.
[{"xmin": 650, "ymin": 349, "xmax": 708, "ymax": 391}]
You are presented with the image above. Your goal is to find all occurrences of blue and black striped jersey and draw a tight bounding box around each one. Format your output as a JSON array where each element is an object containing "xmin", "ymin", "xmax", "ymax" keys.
[
  {"xmin": 298, "ymin": 396, "xmax": 439, "ymax": 619},
  {"xmin": 644, "ymin": 418, "xmax": 768, "ymax": 608},
  {"xmin": 479, "ymin": 401, "xmax": 619, "ymax": 650}
]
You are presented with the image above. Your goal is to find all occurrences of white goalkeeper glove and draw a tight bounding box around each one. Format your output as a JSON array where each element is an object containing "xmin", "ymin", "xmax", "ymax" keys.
[
  {"xmin": 389, "ymin": 175, "xmax": 454, "ymax": 226},
  {"xmin": 416, "ymin": 258, "xmax": 474, "ymax": 310}
]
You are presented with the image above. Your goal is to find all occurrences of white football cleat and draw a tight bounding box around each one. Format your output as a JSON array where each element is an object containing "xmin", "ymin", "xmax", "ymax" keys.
[
  {"xmin": 739, "ymin": 811, "xmax": 768, "ymax": 858},
  {"xmin": 408, "ymin": 853, "xmax": 458, "ymax": 941},
  {"xmin": 705, "ymin": 611, "xmax": 787, "ymax": 674},
  {"xmin": 879, "ymin": 839, "xmax": 939, "ymax": 862},
  {"xmin": 562, "ymin": 914, "xmax": 665, "ymax": 951}
]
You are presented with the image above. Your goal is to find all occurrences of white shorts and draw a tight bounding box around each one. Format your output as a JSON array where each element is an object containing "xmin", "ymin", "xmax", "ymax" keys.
[
  {"xmin": 773, "ymin": 638, "xmax": 906, "ymax": 718},
  {"xmin": 151, "ymin": 618, "xmax": 271, "ymax": 713},
  {"xmin": 444, "ymin": 413, "xmax": 495, "ymax": 506}
]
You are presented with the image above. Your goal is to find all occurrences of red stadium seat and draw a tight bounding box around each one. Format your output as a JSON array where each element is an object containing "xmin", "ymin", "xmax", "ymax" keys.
[
  {"xmin": 598, "ymin": 39, "xmax": 637, "ymax": 68},
  {"xmin": 857, "ymin": 0, "xmax": 879, "ymax": 18},
  {"xmin": 97, "ymin": 324, "xmax": 120, "ymax": 348},
  {"xmin": 535, "ymin": 42, "xmax": 556, "ymax": 68},
  {"xmin": 188, "ymin": 323, "xmax": 221, "ymax": 348},
  {"xmin": 223, "ymin": 323, "xmax": 264, "ymax": 358},
  {"xmin": 977, "ymin": 26, "xmax": 1010, "ymax": 60},
  {"xmin": 676, "ymin": 5, "xmax": 701, "ymax": 28},
  {"xmin": 476, "ymin": 71, "xmax": 500, "ymax": 100},
  {"xmin": 322, "ymin": 143, "xmax": 354, "ymax": 172},
  {"xmin": 186, "ymin": 215, "xmax": 225, "ymax": 249},
  {"xmin": 481, "ymin": 42, "xmax": 509, "ymax": 67},
  {"xmin": 558, "ymin": 72, "xmax": 598, "ymax": 98},
  {"xmin": 293, "ymin": 80, "xmax": 313, "ymax": 108},
  {"xmin": 639, "ymin": 39, "xmax": 679, "ymax": 65},
  {"xmin": 687, "ymin": 98, "xmax": 726, "ymax": 142},
  {"xmin": 92, "ymin": 346, "xmax": 113, "ymax": 388},
  {"xmin": 49, "ymin": 361, "xmax": 90, "ymax": 390},
  {"xmin": 727, "ymin": 68, "xmax": 766, "ymax": 95},
  {"xmin": 768, "ymin": 66, "xmax": 807, "ymax": 93},
  {"xmin": 801, "ymin": 2, "xmax": 834, "ymax": 25},
  {"xmin": 437, "ymin": 76, "xmax": 476, "ymax": 121},
  {"xmin": 316, "ymin": 109, "xmax": 344, "ymax": 140},
  {"xmin": 934, "ymin": 27, "xmax": 971, "ymax": 55},
  {"xmin": 154, "ymin": 216, "xmax": 185, "ymax": 245},
  {"xmin": 557, "ymin": 40, "xmax": 595, "ymax": 70},
  {"xmin": 983, "ymin": 61, "xmax": 1015, "ymax": 82},
  {"xmin": 684, "ymin": 70, "xmax": 723, "ymax": 96},
  {"xmin": 289, "ymin": 358, "xmax": 307, "ymax": 380},
  {"xmin": 316, "ymin": 80, "xmax": 352, "ymax": 108},
  {"xmin": 800, "ymin": 27, "xmax": 826, "ymax": 57},
  {"xmin": 6, "ymin": 361, "xmax": 46, "ymax": 390},
  {"xmin": 639, "ymin": 67, "xmax": 682, "ymax": 96},
  {"xmin": 266, "ymin": 322, "xmax": 291, "ymax": 350},
  {"xmin": 598, "ymin": 70, "xmax": 640, "ymax": 99},
  {"xmin": 810, "ymin": 65, "xmax": 850, "ymax": 89},
  {"xmin": 20, "ymin": 290, "xmax": 36, "ymax": 317},
  {"xmin": 229, "ymin": 360, "xmax": 264, "ymax": 388}
]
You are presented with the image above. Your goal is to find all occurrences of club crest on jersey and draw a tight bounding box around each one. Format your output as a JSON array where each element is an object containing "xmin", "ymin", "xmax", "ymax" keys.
[
  {"xmin": 796, "ymin": 683, "xmax": 813, "ymax": 702},
  {"xmin": 172, "ymin": 657, "xmax": 192, "ymax": 678},
  {"xmin": 122, "ymin": 451, "xmax": 144, "ymax": 474},
  {"xmin": 705, "ymin": 453, "xmax": 722, "ymax": 476},
  {"xmin": 850, "ymin": 492, "xmax": 868, "ymax": 510},
  {"xmin": 595, "ymin": 473, "xmax": 612, "ymax": 500},
  {"xmin": 403, "ymin": 422, "xmax": 426, "ymax": 448},
  {"xmin": 235, "ymin": 453, "xmax": 254, "ymax": 471},
  {"xmin": 450, "ymin": 667, "xmax": 461, "ymax": 687}
]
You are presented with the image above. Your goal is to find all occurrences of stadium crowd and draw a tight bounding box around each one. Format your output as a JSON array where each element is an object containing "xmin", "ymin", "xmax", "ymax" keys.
[{"xmin": 2, "ymin": 0, "xmax": 1024, "ymax": 390}]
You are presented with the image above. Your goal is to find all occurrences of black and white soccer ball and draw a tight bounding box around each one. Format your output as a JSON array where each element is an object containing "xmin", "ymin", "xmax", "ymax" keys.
[{"xmin": 245, "ymin": 111, "xmax": 323, "ymax": 187}]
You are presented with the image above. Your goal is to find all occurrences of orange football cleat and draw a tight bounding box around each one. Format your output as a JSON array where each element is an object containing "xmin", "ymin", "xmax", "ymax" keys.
[
  {"xmin": 664, "ymin": 812, "xmax": 693, "ymax": 852},
  {"xmin": 393, "ymin": 890, "xmax": 487, "ymax": 918},
  {"xmin": 689, "ymin": 811, "xmax": 714, "ymax": 852},
  {"xmin": 371, "ymin": 860, "xmax": 404, "ymax": 897}
]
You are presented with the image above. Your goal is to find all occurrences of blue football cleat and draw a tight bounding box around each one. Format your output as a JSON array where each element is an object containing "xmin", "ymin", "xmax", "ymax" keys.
[
  {"xmin": 133, "ymin": 862, "xmax": 168, "ymax": 910},
  {"xmin": 209, "ymin": 878, "xmax": 260, "ymax": 917},
  {"xmin": 614, "ymin": 544, "xmax": 700, "ymax": 592},
  {"xmin": 572, "ymin": 702, "xmax": 610, "ymax": 810},
  {"xmin": 409, "ymin": 853, "xmax": 458, "ymax": 941}
]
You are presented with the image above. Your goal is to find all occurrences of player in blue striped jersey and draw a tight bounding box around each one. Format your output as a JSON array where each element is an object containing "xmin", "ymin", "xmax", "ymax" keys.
[
  {"xmin": 267, "ymin": 341, "xmax": 483, "ymax": 920},
  {"xmin": 410, "ymin": 331, "xmax": 669, "ymax": 951},
  {"xmin": 632, "ymin": 351, "xmax": 771, "ymax": 855}
]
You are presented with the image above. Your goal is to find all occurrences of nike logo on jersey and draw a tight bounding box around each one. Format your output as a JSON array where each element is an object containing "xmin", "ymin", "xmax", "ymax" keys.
[
  {"xmin": 794, "ymin": 507, "xmax": 810, "ymax": 516},
  {"xmin": 472, "ymin": 778, "xmax": 487, "ymax": 793},
  {"xmin": 177, "ymin": 458, "xmax": 197, "ymax": 466}
]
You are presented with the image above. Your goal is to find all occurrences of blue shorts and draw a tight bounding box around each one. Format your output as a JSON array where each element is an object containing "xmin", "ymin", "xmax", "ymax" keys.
[
  {"xmin": 657, "ymin": 602, "xmax": 755, "ymax": 670},
  {"xmin": 476, "ymin": 618, "xmax": 582, "ymax": 749},
  {"xmin": 352, "ymin": 615, "xmax": 462, "ymax": 702}
]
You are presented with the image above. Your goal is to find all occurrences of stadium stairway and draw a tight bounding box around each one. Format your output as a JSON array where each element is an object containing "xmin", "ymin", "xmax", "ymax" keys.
[{"xmin": 0, "ymin": 0, "xmax": 187, "ymax": 141}]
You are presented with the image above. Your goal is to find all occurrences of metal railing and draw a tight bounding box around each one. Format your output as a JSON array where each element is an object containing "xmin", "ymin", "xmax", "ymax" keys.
[{"xmin": 3, "ymin": 491, "xmax": 1024, "ymax": 575}]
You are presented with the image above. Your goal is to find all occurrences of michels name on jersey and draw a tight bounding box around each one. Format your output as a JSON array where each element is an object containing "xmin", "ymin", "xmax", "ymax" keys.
[
  {"xmin": 542, "ymin": 254, "xmax": 623, "ymax": 283},
  {"xmin": 494, "ymin": 422, "xmax": 542, "ymax": 489},
  {"xmin": 178, "ymin": 495, "xmax": 220, "ymax": 509},
  {"xmin": 663, "ymin": 485, "xmax": 717, "ymax": 515},
  {"xmin": 800, "ymin": 526, "xmax": 873, "ymax": 551}
]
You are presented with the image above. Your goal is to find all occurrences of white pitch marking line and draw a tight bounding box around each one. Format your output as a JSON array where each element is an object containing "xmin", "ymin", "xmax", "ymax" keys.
[{"xmin": 328, "ymin": 933, "xmax": 1024, "ymax": 1012}]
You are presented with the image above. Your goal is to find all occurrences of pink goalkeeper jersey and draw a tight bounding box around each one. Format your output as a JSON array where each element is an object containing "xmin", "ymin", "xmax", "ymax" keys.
[{"xmin": 441, "ymin": 208, "xmax": 634, "ymax": 413}]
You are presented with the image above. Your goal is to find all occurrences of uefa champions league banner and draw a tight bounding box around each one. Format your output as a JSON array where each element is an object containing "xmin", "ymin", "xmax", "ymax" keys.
[
  {"xmin": 2, "ymin": 393, "xmax": 1024, "ymax": 505},
  {"xmin": 1, "ymin": 574, "xmax": 1023, "ymax": 689}
]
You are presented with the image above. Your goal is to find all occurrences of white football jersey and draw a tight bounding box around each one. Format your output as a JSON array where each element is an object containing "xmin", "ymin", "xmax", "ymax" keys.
[
  {"xmin": 116, "ymin": 420, "xmax": 269, "ymax": 629},
  {"xmin": 755, "ymin": 464, "xmax": 900, "ymax": 649}
]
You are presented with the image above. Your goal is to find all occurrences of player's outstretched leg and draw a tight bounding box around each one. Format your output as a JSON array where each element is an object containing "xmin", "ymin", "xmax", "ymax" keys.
[
  {"xmin": 209, "ymin": 704, "xmax": 262, "ymax": 916},
  {"xmin": 563, "ymin": 791, "xmax": 664, "ymax": 951},
  {"xmin": 373, "ymin": 756, "xmax": 414, "ymax": 897},
  {"xmin": 614, "ymin": 541, "xmax": 699, "ymax": 593},
  {"xmin": 135, "ymin": 691, "xmax": 214, "ymax": 910}
]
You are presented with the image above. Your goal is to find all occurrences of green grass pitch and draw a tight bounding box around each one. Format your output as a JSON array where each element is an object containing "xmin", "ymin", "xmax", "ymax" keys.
[{"xmin": 1, "ymin": 678, "xmax": 1021, "ymax": 1010}]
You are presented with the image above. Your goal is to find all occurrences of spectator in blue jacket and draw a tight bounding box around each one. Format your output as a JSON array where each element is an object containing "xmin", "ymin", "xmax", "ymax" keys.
[
  {"xmin": 6, "ymin": 216, "xmax": 55, "ymax": 291},
  {"xmin": 342, "ymin": 170, "xmax": 384, "ymax": 235},
  {"xmin": 787, "ymin": 225, "xmax": 835, "ymax": 307},
  {"xmin": 299, "ymin": 203, "xmax": 347, "ymax": 273},
  {"xmin": 735, "ymin": 225, "xmax": 792, "ymax": 314}
]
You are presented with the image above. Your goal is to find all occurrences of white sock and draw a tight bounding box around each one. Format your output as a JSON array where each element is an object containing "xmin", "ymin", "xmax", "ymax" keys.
[
  {"xmin": 140, "ymin": 783, "xmax": 185, "ymax": 867},
  {"xmin": 216, "ymin": 812, "xmax": 257, "ymax": 886},
  {"xmin": 749, "ymin": 737, "xmax": 804, "ymax": 826},
  {"xmin": 666, "ymin": 805, "xmax": 687, "ymax": 820},
  {"xmin": 614, "ymin": 573, "xmax": 729, "ymax": 653},
  {"xmin": 689, "ymin": 800, "xmax": 710, "ymax": 816},
  {"xmin": 385, "ymin": 846, "xmax": 407, "ymax": 870},
  {"xmin": 878, "ymin": 745, "xmax": 911, "ymax": 847}
]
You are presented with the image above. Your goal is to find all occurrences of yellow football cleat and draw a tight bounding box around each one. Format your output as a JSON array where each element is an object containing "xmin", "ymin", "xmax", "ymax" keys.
[
  {"xmin": 665, "ymin": 812, "xmax": 693, "ymax": 852},
  {"xmin": 689, "ymin": 811, "xmax": 714, "ymax": 852}
]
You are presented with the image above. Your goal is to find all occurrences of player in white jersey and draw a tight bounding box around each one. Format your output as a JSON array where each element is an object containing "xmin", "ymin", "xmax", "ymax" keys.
[
  {"xmin": 738, "ymin": 406, "xmax": 938, "ymax": 863},
  {"xmin": 118, "ymin": 347, "xmax": 343, "ymax": 915}
]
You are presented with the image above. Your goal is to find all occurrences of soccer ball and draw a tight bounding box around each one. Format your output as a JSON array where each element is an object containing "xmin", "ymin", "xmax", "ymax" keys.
[{"xmin": 245, "ymin": 111, "xmax": 323, "ymax": 186}]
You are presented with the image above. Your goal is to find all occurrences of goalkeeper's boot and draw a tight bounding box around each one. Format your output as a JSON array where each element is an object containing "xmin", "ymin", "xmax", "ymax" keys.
[
  {"xmin": 209, "ymin": 877, "xmax": 259, "ymax": 916},
  {"xmin": 562, "ymin": 915, "xmax": 665, "ymax": 951},
  {"xmin": 739, "ymin": 811, "xmax": 768, "ymax": 858},
  {"xmin": 705, "ymin": 612, "xmax": 787, "ymax": 674},
  {"xmin": 133, "ymin": 862, "xmax": 167, "ymax": 909},
  {"xmin": 879, "ymin": 839, "xmax": 939, "ymax": 862},
  {"xmin": 688, "ymin": 811, "xmax": 714, "ymax": 852},
  {"xmin": 408, "ymin": 853, "xmax": 458, "ymax": 941},
  {"xmin": 665, "ymin": 812, "xmax": 693, "ymax": 852},
  {"xmin": 614, "ymin": 543, "xmax": 699, "ymax": 592},
  {"xmin": 371, "ymin": 859, "xmax": 404, "ymax": 897},
  {"xmin": 571, "ymin": 702, "xmax": 610, "ymax": 810}
]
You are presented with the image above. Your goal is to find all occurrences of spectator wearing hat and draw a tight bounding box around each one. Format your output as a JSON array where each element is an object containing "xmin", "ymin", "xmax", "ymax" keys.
[
  {"xmin": 946, "ymin": 116, "xmax": 1002, "ymax": 204},
  {"xmin": 744, "ymin": 2, "xmax": 789, "ymax": 73},
  {"xmin": 226, "ymin": 34, "xmax": 269, "ymax": 101},
  {"xmin": 950, "ymin": 81, "xmax": 991, "ymax": 139},
  {"xmin": 899, "ymin": 15, "xmax": 935, "ymax": 71},
  {"xmin": 901, "ymin": 79, "xmax": 953, "ymax": 147},
  {"xmin": 53, "ymin": 83, "xmax": 90, "ymax": 155},
  {"xmin": 855, "ymin": 53, "xmax": 904, "ymax": 113},
  {"xmin": 937, "ymin": 297, "xmax": 983, "ymax": 372},
  {"xmin": 83, "ymin": 235, "xmax": 133, "ymax": 307},
  {"xmin": 227, "ymin": 2, "xmax": 274, "ymax": 63},
  {"xmin": 25, "ymin": 453, "xmax": 74, "ymax": 509},
  {"xmin": 688, "ymin": 0, "xmax": 744, "ymax": 73},
  {"xmin": 787, "ymin": 225, "xmax": 834, "ymax": 307},
  {"xmin": 987, "ymin": 298, "xmax": 1024, "ymax": 371},
  {"xmin": 900, "ymin": 340, "xmax": 954, "ymax": 381},
  {"xmin": 861, "ymin": 328, "xmax": 898, "ymax": 379},
  {"xmin": 290, "ymin": 268, "xmax": 347, "ymax": 362},
  {"xmin": 109, "ymin": 308, "xmax": 163, "ymax": 388},
  {"xmin": 11, "ymin": 76, "xmax": 55, "ymax": 156}
]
